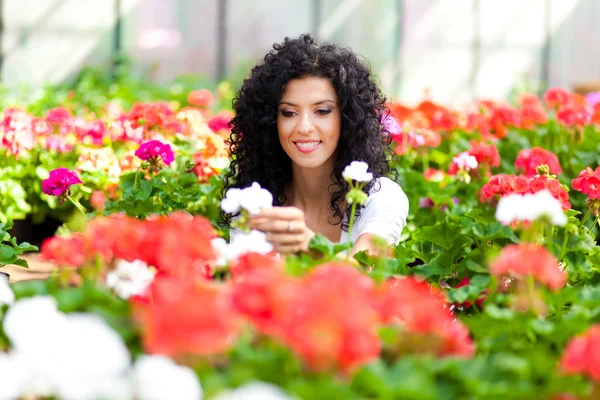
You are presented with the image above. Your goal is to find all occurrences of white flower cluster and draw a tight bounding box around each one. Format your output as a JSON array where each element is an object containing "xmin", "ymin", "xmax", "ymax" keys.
[
  {"xmin": 106, "ymin": 259, "xmax": 155, "ymax": 300},
  {"xmin": 221, "ymin": 182, "xmax": 273, "ymax": 215},
  {"xmin": 212, "ymin": 230, "xmax": 274, "ymax": 266},
  {"xmin": 213, "ymin": 381, "xmax": 293, "ymax": 400},
  {"xmin": 342, "ymin": 161, "xmax": 373, "ymax": 183},
  {"xmin": 452, "ymin": 152, "xmax": 478, "ymax": 171},
  {"xmin": 0, "ymin": 295, "xmax": 202, "ymax": 400},
  {"xmin": 495, "ymin": 189, "xmax": 567, "ymax": 226},
  {"xmin": 0, "ymin": 273, "xmax": 15, "ymax": 306}
]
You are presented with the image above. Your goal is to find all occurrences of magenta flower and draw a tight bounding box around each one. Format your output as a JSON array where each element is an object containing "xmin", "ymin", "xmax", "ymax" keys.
[
  {"xmin": 135, "ymin": 140, "xmax": 175, "ymax": 166},
  {"xmin": 41, "ymin": 168, "xmax": 82, "ymax": 198}
]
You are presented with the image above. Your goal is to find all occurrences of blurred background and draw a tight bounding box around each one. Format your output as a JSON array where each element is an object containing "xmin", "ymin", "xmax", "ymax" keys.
[{"xmin": 1, "ymin": 0, "xmax": 599, "ymax": 105}]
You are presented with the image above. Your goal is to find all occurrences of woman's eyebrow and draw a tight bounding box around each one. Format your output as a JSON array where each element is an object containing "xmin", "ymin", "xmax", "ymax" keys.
[{"xmin": 278, "ymin": 100, "xmax": 336, "ymax": 106}]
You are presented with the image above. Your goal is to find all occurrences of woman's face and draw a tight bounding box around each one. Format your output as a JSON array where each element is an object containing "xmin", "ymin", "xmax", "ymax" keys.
[{"xmin": 277, "ymin": 76, "xmax": 341, "ymax": 171}]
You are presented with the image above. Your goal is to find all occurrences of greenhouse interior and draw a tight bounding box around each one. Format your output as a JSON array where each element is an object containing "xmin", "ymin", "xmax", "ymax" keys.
[{"xmin": 1, "ymin": 0, "xmax": 600, "ymax": 399}]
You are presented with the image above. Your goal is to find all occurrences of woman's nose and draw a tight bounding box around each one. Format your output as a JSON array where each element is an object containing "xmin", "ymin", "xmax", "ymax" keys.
[{"xmin": 296, "ymin": 113, "xmax": 314, "ymax": 134}]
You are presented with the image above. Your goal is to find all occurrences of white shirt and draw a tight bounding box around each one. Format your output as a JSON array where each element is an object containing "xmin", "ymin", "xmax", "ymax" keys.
[{"xmin": 340, "ymin": 177, "xmax": 409, "ymax": 246}]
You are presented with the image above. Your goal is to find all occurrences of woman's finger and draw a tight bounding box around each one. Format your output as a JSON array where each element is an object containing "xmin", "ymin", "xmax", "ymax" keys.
[
  {"xmin": 266, "ymin": 232, "xmax": 304, "ymax": 245},
  {"xmin": 251, "ymin": 219, "xmax": 304, "ymax": 233},
  {"xmin": 256, "ymin": 207, "xmax": 304, "ymax": 220},
  {"xmin": 273, "ymin": 243, "xmax": 303, "ymax": 255}
]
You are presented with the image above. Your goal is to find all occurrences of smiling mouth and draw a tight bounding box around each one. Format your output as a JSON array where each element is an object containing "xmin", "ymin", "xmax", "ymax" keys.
[{"xmin": 293, "ymin": 140, "xmax": 322, "ymax": 153}]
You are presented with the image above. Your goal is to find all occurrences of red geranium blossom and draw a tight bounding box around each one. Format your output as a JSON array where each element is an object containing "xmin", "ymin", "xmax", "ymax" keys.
[
  {"xmin": 135, "ymin": 140, "xmax": 175, "ymax": 167},
  {"xmin": 188, "ymin": 89, "xmax": 214, "ymax": 108},
  {"xmin": 543, "ymin": 87, "xmax": 574, "ymax": 109},
  {"xmin": 41, "ymin": 168, "xmax": 82, "ymax": 197},
  {"xmin": 572, "ymin": 167, "xmax": 600, "ymax": 199},
  {"xmin": 515, "ymin": 147, "xmax": 562, "ymax": 176},
  {"xmin": 561, "ymin": 324, "xmax": 600, "ymax": 381},
  {"xmin": 489, "ymin": 243, "xmax": 566, "ymax": 291}
]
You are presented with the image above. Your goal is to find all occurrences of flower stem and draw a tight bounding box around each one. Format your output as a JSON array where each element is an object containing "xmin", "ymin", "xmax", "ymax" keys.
[
  {"xmin": 133, "ymin": 165, "xmax": 143, "ymax": 190},
  {"xmin": 347, "ymin": 202, "xmax": 358, "ymax": 253},
  {"xmin": 558, "ymin": 228, "xmax": 569, "ymax": 261},
  {"xmin": 67, "ymin": 195, "xmax": 88, "ymax": 216},
  {"xmin": 581, "ymin": 209, "xmax": 593, "ymax": 226}
]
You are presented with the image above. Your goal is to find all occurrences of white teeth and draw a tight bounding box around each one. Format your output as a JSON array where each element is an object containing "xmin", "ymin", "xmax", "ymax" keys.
[{"xmin": 296, "ymin": 141, "xmax": 320, "ymax": 149}]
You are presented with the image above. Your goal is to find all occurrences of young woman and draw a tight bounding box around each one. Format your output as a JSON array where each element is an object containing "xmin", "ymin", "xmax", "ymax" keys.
[{"xmin": 223, "ymin": 34, "xmax": 409, "ymax": 256}]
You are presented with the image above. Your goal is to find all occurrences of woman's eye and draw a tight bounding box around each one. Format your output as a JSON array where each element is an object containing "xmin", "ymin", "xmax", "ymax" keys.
[
  {"xmin": 315, "ymin": 109, "xmax": 332, "ymax": 116},
  {"xmin": 280, "ymin": 110, "xmax": 295, "ymax": 117}
]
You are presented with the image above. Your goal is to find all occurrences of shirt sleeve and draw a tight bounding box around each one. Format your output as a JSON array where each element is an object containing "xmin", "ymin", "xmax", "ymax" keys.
[{"xmin": 354, "ymin": 177, "xmax": 409, "ymax": 246}]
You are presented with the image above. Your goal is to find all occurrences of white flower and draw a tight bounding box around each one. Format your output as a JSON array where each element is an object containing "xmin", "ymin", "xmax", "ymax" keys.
[
  {"xmin": 214, "ymin": 382, "xmax": 293, "ymax": 400},
  {"xmin": 221, "ymin": 183, "xmax": 273, "ymax": 215},
  {"xmin": 226, "ymin": 230, "xmax": 273, "ymax": 260},
  {"xmin": 221, "ymin": 188, "xmax": 243, "ymax": 214},
  {"xmin": 0, "ymin": 273, "xmax": 15, "ymax": 306},
  {"xmin": 238, "ymin": 182, "xmax": 274, "ymax": 215},
  {"xmin": 132, "ymin": 355, "xmax": 203, "ymax": 400},
  {"xmin": 0, "ymin": 352, "xmax": 30, "ymax": 399},
  {"xmin": 211, "ymin": 237, "xmax": 229, "ymax": 267},
  {"xmin": 452, "ymin": 152, "xmax": 478, "ymax": 171},
  {"xmin": 3, "ymin": 296, "xmax": 132, "ymax": 400},
  {"xmin": 106, "ymin": 259, "xmax": 155, "ymax": 299},
  {"xmin": 342, "ymin": 161, "xmax": 373, "ymax": 183},
  {"xmin": 495, "ymin": 190, "xmax": 567, "ymax": 226}
]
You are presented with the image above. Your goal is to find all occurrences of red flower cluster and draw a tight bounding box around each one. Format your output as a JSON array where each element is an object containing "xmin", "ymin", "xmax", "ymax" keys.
[
  {"xmin": 375, "ymin": 277, "xmax": 475, "ymax": 358},
  {"xmin": 135, "ymin": 140, "xmax": 175, "ymax": 166},
  {"xmin": 467, "ymin": 140, "xmax": 501, "ymax": 168},
  {"xmin": 557, "ymin": 103, "xmax": 592, "ymax": 128},
  {"xmin": 187, "ymin": 89, "xmax": 214, "ymax": 108},
  {"xmin": 561, "ymin": 324, "xmax": 600, "ymax": 381},
  {"xmin": 543, "ymin": 88, "xmax": 574, "ymax": 109},
  {"xmin": 41, "ymin": 167, "xmax": 82, "ymax": 198},
  {"xmin": 515, "ymin": 147, "xmax": 562, "ymax": 176},
  {"xmin": 233, "ymin": 264, "xmax": 473, "ymax": 371},
  {"xmin": 390, "ymin": 127, "xmax": 441, "ymax": 155},
  {"xmin": 128, "ymin": 102, "xmax": 176, "ymax": 132},
  {"xmin": 572, "ymin": 166, "xmax": 600, "ymax": 199},
  {"xmin": 132, "ymin": 276, "xmax": 241, "ymax": 357},
  {"xmin": 489, "ymin": 243, "xmax": 566, "ymax": 291},
  {"xmin": 480, "ymin": 174, "xmax": 571, "ymax": 210},
  {"xmin": 41, "ymin": 212, "xmax": 216, "ymax": 279}
]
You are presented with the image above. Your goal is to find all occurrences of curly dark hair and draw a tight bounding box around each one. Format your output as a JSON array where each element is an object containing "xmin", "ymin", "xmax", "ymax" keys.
[{"xmin": 222, "ymin": 33, "xmax": 393, "ymax": 229}]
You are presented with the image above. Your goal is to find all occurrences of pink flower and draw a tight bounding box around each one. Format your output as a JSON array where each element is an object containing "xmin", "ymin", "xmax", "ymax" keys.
[
  {"xmin": 41, "ymin": 168, "xmax": 82, "ymax": 197},
  {"xmin": 135, "ymin": 140, "xmax": 175, "ymax": 166}
]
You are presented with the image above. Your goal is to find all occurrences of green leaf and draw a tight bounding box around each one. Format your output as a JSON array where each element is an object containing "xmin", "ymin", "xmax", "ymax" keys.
[
  {"xmin": 308, "ymin": 234, "xmax": 347, "ymax": 257},
  {"xmin": 415, "ymin": 220, "xmax": 461, "ymax": 250}
]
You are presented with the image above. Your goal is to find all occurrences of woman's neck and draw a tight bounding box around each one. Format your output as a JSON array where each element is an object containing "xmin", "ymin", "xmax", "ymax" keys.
[{"xmin": 288, "ymin": 164, "xmax": 333, "ymax": 217}]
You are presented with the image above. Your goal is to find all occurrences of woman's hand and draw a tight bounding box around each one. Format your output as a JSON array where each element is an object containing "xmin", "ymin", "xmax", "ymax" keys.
[{"xmin": 249, "ymin": 207, "xmax": 315, "ymax": 254}]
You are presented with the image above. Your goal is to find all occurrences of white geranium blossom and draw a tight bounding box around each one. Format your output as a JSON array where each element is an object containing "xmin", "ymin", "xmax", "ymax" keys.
[
  {"xmin": 342, "ymin": 161, "xmax": 373, "ymax": 183},
  {"xmin": 226, "ymin": 230, "xmax": 273, "ymax": 261},
  {"xmin": 452, "ymin": 152, "xmax": 478, "ymax": 171},
  {"xmin": 132, "ymin": 355, "xmax": 203, "ymax": 400},
  {"xmin": 0, "ymin": 273, "xmax": 15, "ymax": 306},
  {"xmin": 238, "ymin": 182, "xmax": 274, "ymax": 215},
  {"xmin": 2, "ymin": 296, "xmax": 132, "ymax": 400},
  {"xmin": 495, "ymin": 189, "xmax": 567, "ymax": 226},
  {"xmin": 0, "ymin": 352, "xmax": 30, "ymax": 399},
  {"xmin": 211, "ymin": 237, "xmax": 229, "ymax": 267},
  {"xmin": 221, "ymin": 183, "xmax": 273, "ymax": 215},
  {"xmin": 106, "ymin": 259, "xmax": 155, "ymax": 299},
  {"xmin": 221, "ymin": 188, "xmax": 243, "ymax": 214},
  {"xmin": 214, "ymin": 382, "xmax": 293, "ymax": 400}
]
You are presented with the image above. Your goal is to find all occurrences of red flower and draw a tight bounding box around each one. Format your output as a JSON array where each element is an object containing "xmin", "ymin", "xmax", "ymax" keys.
[
  {"xmin": 543, "ymin": 87, "xmax": 574, "ymax": 109},
  {"xmin": 133, "ymin": 276, "xmax": 241, "ymax": 357},
  {"xmin": 515, "ymin": 147, "xmax": 562, "ymax": 176},
  {"xmin": 561, "ymin": 324, "xmax": 600, "ymax": 381},
  {"xmin": 188, "ymin": 89, "xmax": 215, "ymax": 108},
  {"xmin": 45, "ymin": 107, "xmax": 73, "ymax": 125},
  {"xmin": 41, "ymin": 168, "xmax": 82, "ymax": 197},
  {"xmin": 573, "ymin": 167, "xmax": 600, "ymax": 199},
  {"xmin": 229, "ymin": 252, "xmax": 282, "ymax": 280},
  {"xmin": 557, "ymin": 104, "xmax": 592, "ymax": 127},
  {"xmin": 520, "ymin": 103, "xmax": 548, "ymax": 129},
  {"xmin": 480, "ymin": 174, "xmax": 570, "ymax": 210},
  {"xmin": 375, "ymin": 276, "xmax": 474, "ymax": 358},
  {"xmin": 192, "ymin": 154, "xmax": 219, "ymax": 183},
  {"xmin": 283, "ymin": 263, "xmax": 381, "ymax": 371},
  {"xmin": 231, "ymin": 268, "xmax": 299, "ymax": 337},
  {"xmin": 135, "ymin": 140, "xmax": 175, "ymax": 166},
  {"xmin": 489, "ymin": 243, "xmax": 566, "ymax": 291},
  {"xmin": 467, "ymin": 140, "xmax": 500, "ymax": 168},
  {"xmin": 207, "ymin": 113, "xmax": 232, "ymax": 134},
  {"xmin": 41, "ymin": 234, "xmax": 86, "ymax": 267}
]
